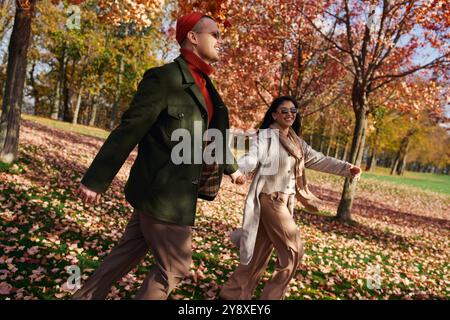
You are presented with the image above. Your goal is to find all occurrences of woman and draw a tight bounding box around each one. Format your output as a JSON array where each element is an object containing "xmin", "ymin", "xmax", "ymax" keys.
[{"xmin": 219, "ymin": 96, "xmax": 361, "ymax": 300}]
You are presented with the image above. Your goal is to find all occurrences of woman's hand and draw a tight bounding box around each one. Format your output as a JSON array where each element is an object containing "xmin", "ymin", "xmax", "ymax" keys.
[{"xmin": 349, "ymin": 165, "xmax": 362, "ymax": 181}]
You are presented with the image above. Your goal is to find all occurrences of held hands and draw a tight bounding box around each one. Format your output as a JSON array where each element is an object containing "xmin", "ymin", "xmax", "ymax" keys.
[
  {"xmin": 230, "ymin": 170, "xmax": 246, "ymax": 185},
  {"xmin": 76, "ymin": 183, "xmax": 101, "ymax": 204},
  {"xmin": 349, "ymin": 165, "xmax": 362, "ymax": 181}
]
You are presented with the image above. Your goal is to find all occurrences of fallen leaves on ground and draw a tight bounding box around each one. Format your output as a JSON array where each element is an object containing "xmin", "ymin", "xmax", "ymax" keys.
[{"xmin": 0, "ymin": 120, "xmax": 448, "ymax": 300}]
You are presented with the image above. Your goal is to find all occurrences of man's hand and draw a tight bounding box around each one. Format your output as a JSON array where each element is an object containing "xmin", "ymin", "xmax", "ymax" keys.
[
  {"xmin": 76, "ymin": 183, "xmax": 101, "ymax": 204},
  {"xmin": 349, "ymin": 165, "xmax": 362, "ymax": 181},
  {"xmin": 230, "ymin": 170, "xmax": 246, "ymax": 185},
  {"xmin": 247, "ymin": 170, "xmax": 257, "ymax": 180}
]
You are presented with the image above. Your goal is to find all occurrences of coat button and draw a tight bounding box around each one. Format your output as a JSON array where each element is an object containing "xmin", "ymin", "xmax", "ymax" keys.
[
  {"xmin": 192, "ymin": 179, "xmax": 199, "ymax": 185},
  {"xmin": 178, "ymin": 112, "xmax": 184, "ymax": 118}
]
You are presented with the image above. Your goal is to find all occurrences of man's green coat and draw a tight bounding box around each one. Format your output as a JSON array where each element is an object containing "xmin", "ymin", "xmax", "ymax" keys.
[{"xmin": 81, "ymin": 56, "xmax": 238, "ymax": 226}]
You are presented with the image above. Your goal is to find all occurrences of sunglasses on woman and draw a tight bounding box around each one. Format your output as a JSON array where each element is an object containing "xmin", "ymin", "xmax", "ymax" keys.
[{"xmin": 278, "ymin": 107, "xmax": 299, "ymax": 114}]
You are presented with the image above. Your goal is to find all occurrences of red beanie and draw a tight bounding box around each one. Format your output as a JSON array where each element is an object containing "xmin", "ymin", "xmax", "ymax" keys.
[{"xmin": 176, "ymin": 12, "xmax": 206, "ymax": 45}]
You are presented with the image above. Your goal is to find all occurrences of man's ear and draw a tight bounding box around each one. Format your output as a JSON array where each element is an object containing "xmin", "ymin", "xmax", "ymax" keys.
[{"xmin": 186, "ymin": 31, "xmax": 198, "ymax": 45}]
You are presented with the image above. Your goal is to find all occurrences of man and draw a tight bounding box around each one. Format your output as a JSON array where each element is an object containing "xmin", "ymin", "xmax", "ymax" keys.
[{"xmin": 72, "ymin": 12, "xmax": 245, "ymax": 300}]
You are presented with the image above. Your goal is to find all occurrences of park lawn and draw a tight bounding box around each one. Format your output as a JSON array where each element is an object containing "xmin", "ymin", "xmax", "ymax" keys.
[
  {"xmin": 21, "ymin": 114, "xmax": 110, "ymax": 140},
  {"xmin": 22, "ymin": 113, "xmax": 449, "ymax": 195},
  {"xmin": 0, "ymin": 117, "xmax": 448, "ymax": 300},
  {"xmin": 361, "ymin": 167, "xmax": 450, "ymax": 195}
]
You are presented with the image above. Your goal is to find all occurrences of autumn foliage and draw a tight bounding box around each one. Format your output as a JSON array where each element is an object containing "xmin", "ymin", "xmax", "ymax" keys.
[
  {"xmin": 0, "ymin": 119, "xmax": 448, "ymax": 299},
  {"xmin": 0, "ymin": 0, "xmax": 448, "ymax": 300}
]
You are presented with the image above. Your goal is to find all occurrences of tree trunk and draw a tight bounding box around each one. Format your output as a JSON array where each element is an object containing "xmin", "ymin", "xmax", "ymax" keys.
[
  {"xmin": 0, "ymin": 49, "xmax": 9, "ymax": 98},
  {"xmin": 318, "ymin": 115, "xmax": 326, "ymax": 152},
  {"xmin": 28, "ymin": 62, "xmax": 41, "ymax": 115},
  {"xmin": 79, "ymin": 91, "xmax": 91, "ymax": 125},
  {"xmin": 50, "ymin": 79, "xmax": 60, "ymax": 119},
  {"xmin": 391, "ymin": 129, "xmax": 414, "ymax": 176},
  {"xmin": 365, "ymin": 125, "xmax": 379, "ymax": 171},
  {"xmin": 319, "ymin": 134, "xmax": 325, "ymax": 153},
  {"xmin": 326, "ymin": 137, "xmax": 333, "ymax": 156},
  {"xmin": 342, "ymin": 140, "xmax": 349, "ymax": 161},
  {"xmin": 390, "ymin": 157, "xmax": 399, "ymax": 175},
  {"xmin": 334, "ymin": 139, "xmax": 340, "ymax": 158},
  {"xmin": 0, "ymin": 81, "xmax": 4, "ymax": 109},
  {"xmin": 62, "ymin": 58, "xmax": 75, "ymax": 122},
  {"xmin": 0, "ymin": 1, "xmax": 35, "ymax": 163},
  {"xmin": 337, "ymin": 99, "xmax": 368, "ymax": 221},
  {"xmin": 397, "ymin": 154, "xmax": 407, "ymax": 175},
  {"xmin": 89, "ymin": 96, "xmax": 98, "ymax": 127},
  {"xmin": 365, "ymin": 143, "xmax": 375, "ymax": 171},
  {"xmin": 326, "ymin": 124, "xmax": 334, "ymax": 156},
  {"xmin": 365, "ymin": 149, "xmax": 377, "ymax": 172},
  {"xmin": 72, "ymin": 85, "xmax": 83, "ymax": 125},
  {"xmin": 50, "ymin": 47, "xmax": 66, "ymax": 120},
  {"xmin": 110, "ymin": 55, "xmax": 124, "ymax": 130}
]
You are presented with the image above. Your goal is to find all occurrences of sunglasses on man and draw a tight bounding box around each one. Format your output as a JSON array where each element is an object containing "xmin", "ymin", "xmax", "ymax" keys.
[{"xmin": 193, "ymin": 30, "xmax": 221, "ymax": 40}]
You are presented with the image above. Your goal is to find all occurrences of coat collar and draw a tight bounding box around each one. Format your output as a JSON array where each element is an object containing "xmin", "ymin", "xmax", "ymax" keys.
[
  {"xmin": 174, "ymin": 55, "xmax": 207, "ymax": 114},
  {"xmin": 174, "ymin": 55, "xmax": 227, "ymax": 117}
]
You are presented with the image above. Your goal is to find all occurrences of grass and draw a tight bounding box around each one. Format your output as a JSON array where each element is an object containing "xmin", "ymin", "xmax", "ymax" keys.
[
  {"xmin": 21, "ymin": 114, "xmax": 110, "ymax": 140},
  {"xmin": 362, "ymin": 167, "xmax": 450, "ymax": 195},
  {"xmin": 21, "ymin": 113, "xmax": 450, "ymax": 195}
]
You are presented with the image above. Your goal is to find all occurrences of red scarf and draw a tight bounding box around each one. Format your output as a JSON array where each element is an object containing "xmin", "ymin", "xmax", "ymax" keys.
[{"xmin": 180, "ymin": 48, "xmax": 215, "ymax": 124}]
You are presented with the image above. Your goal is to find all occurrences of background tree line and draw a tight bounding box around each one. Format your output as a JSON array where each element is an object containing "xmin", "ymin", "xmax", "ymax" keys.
[{"xmin": 1, "ymin": 0, "xmax": 449, "ymax": 222}]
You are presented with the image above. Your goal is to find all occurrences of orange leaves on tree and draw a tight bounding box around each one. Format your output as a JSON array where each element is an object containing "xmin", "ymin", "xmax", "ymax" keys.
[{"xmin": 177, "ymin": 0, "xmax": 345, "ymax": 130}]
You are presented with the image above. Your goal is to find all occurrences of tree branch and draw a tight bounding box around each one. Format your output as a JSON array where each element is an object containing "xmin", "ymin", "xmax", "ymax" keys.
[
  {"xmin": 254, "ymin": 80, "xmax": 271, "ymax": 107},
  {"xmin": 303, "ymin": 92, "xmax": 345, "ymax": 117},
  {"xmin": 300, "ymin": 10, "xmax": 352, "ymax": 55},
  {"xmin": 343, "ymin": 0, "xmax": 360, "ymax": 76}
]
